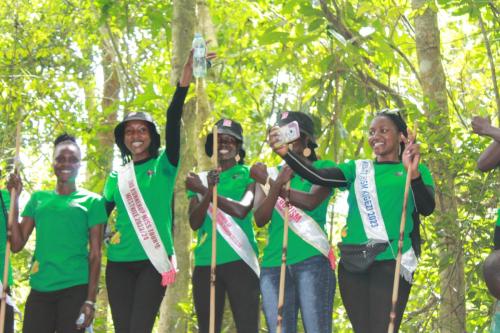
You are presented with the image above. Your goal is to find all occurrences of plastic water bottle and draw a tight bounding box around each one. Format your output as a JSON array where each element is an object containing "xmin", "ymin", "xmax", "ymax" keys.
[
  {"xmin": 76, "ymin": 313, "xmax": 94, "ymax": 333},
  {"xmin": 192, "ymin": 33, "xmax": 207, "ymax": 78}
]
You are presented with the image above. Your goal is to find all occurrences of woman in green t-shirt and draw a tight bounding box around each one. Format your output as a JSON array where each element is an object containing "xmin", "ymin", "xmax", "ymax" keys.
[
  {"xmin": 9, "ymin": 134, "xmax": 107, "ymax": 333},
  {"xmin": 0, "ymin": 188, "xmax": 16, "ymax": 333},
  {"xmin": 185, "ymin": 119, "xmax": 259, "ymax": 333},
  {"xmin": 251, "ymin": 111, "xmax": 335, "ymax": 333},
  {"xmin": 103, "ymin": 50, "xmax": 215, "ymax": 333},
  {"xmin": 271, "ymin": 111, "xmax": 436, "ymax": 333}
]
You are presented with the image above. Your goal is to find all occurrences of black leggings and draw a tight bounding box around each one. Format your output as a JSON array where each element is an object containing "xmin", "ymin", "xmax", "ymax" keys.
[
  {"xmin": 22, "ymin": 284, "xmax": 87, "ymax": 333},
  {"xmin": 338, "ymin": 260, "xmax": 412, "ymax": 333},
  {"xmin": 3, "ymin": 303, "xmax": 13, "ymax": 333},
  {"xmin": 192, "ymin": 260, "xmax": 260, "ymax": 333},
  {"xmin": 106, "ymin": 260, "xmax": 166, "ymax": 333}
]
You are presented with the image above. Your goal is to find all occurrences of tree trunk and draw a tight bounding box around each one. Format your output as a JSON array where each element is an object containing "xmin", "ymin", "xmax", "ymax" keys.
[
  {"xmin": 412, "ymin": 1, "xmax": 465, "ymax": 332},
  {"xmin": 85, "ymin": 32, "xmax": 120, "ymax": 332},
  {"xmin": 158, "ymin": 1, "xmax": 196, "ymax": 332}
]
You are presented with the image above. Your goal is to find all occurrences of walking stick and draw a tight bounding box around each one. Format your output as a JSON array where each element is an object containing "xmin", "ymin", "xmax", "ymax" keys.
[
  {"xmin": 209, "ymin": 125, "xmax": 218, "ymax": 333},
  {"xmin": 0, "ymin": 120, "xmax": 21, "ymax": 333},
  {"xmin": 276, "ymin": 181, "xmax": 291, "ymax": 333},
  {"xmin": 387, "ymin": 126, "xmax": 417, "ymax": 333}
]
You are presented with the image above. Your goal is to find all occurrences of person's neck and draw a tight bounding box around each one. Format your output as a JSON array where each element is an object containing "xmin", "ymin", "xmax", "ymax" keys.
[
  {"xmin": 56, "ymin": 181, "xmax": 77, "ymax": 195},
  {"xmin": 132, "ymin": 152, "xmax": 151, "ymax": 163},
  {"xmin": 219, "ymin": 159, "xmax": 236, "ymax": 171},
  {"xmin": 376, "ymin": 152, "xmax": 399, "ymax": 163}
]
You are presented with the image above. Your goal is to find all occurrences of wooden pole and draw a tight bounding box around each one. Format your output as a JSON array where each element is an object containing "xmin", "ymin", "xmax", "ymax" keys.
[
  {"xmin": 388, "ymin": 126, "xmax": 417, "ymax": 333},
  {"xmin": 209, "ymin": 125, "xmax": 218, "ymax": 333},
  {"xmin": 276, "ymin": 181, "xmax": 291, "ymax": 333},
  {"xmin": 0, "ymin": 120, "xmax": 21, "ymax": 333}
]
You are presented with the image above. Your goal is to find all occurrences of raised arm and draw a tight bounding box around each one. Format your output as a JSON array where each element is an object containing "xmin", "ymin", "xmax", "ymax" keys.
[
  {"xmin": 166, "ymin": 50, "xmax": 217, "ymax": 166},
  {"xmin": 472, "ymin": 116, "xmax": 500, "ymax": 171},
  {"xmin": 283, "ymin": 152, "xmax": 347, "ymax": 188},
  {"xmin": 165, "ymin": 82, "xmax": 190, "ymax": 167},
  {"xmin": 268, "ymin": 127, "xmax": 347, "ymax": 187}
]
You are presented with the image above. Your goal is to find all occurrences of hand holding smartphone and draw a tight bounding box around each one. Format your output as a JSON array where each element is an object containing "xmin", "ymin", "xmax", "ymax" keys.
[{"xmin": 276, "ymin": 121, "xmax": 300, "ymax": 146}]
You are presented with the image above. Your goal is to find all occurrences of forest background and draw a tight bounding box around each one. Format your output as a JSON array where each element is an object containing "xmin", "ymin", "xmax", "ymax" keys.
[{"xmin": 0, "ymin": 0, "xmax": 499, "ymax": 332}]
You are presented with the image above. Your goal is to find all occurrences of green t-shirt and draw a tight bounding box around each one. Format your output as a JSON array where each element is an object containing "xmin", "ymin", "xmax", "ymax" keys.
[
  {"xmin": 21, "ymin": 189, "xmax": 107, "ymax": 292},
  {"xmin": 338, "ymin": 160, "xmax": 434, "ymax": 260},
  {"xmin": 262, "ymin": 159, "xmax": 336, "ymax": 268},
  {"xmin": 0, "ymin": 190, "xmax": 13, "ymax": 286},
  {"xmin": 103, "ymin": 151, "xmax": 177, "ymax": 261},
  {"xmin": 187, "ymin": 164, "xmax": 258, "ymax": 266},
  {"xmin": 496, "ymin": 208, "xmax": 500, "ymax": 227}
]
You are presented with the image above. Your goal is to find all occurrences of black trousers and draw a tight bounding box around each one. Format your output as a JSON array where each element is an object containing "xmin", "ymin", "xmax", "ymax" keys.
[
  {"xmin": 22, "ymin": 284, "xmax": 87, "ymax": 333},
  {"xmin": 338, "ymin": 260, "xmax": 412, "ymax": 333},
  {"xmin": 106, "ymin": 260, "xmax": 166, "ymax": 333},
  {"xmin": 192, "ymin": 260, "xmax": 260, "ymax": 333},
  {"xmin": 3, "ymin": 295, "xmax": 14, "ymax": 333}
]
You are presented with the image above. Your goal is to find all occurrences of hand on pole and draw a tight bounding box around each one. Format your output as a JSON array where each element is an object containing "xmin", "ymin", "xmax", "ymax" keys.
[
  {"xmin": 401, "ymin": 131, "xmax": 420, "ymax": 179},
  {"xmin": 207, "ymin": 169, "xmax": 220, "ymax": 189},
  {"xmin": 276, "ymin": 166, "xmax": 293, "ymax": 187},
  {"xmin": 6, "ymin": 174, "xmax": 22, "ymax": 198},
  {"xmin": 250, "ymin": 163, "xmax": 268, "ymax": 184}
]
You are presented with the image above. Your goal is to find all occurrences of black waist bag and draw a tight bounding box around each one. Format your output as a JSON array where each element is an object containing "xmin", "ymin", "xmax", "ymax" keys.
[{"xmin": 338, "ymin": 241, "xmax": 389, "ymax": 273}]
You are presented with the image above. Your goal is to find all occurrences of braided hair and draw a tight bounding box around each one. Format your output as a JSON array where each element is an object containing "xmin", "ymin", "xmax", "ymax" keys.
[{"xmin": 375, "ymin": 110, "xmax": 408, "ymax": 160}]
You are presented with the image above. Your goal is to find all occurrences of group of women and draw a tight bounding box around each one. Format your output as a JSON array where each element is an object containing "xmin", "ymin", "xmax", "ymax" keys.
[
  {"xmin": 0, "ymin": 46, "xmax": 439, "ymax": 333},
  {"xmin": 185, "ymin": 109, "xmax": 436, "ymax": 333},
  {"xmin": 2, "ymin": 50, "xmax": 204, "ymax": 333}
]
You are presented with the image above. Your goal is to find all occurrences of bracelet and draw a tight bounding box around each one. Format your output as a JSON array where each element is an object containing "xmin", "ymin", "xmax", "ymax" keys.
[{"xmin": 84, "ymin": 300, "xmax": 95, "ymax": 309}]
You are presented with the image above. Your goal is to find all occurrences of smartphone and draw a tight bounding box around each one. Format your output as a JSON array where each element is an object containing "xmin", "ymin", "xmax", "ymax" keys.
[{"xmin": 276, "ymin": 121, "xmax": 300, "ymax": 146}]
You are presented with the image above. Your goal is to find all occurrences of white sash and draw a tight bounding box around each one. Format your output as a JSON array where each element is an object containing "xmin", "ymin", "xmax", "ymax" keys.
[
  {"xmin": 198, "ymin": 172, "xmax": 260, "ymax": 277},
  {"xmin": 0, "ymin": 281, "xmax": 15, "ymax": 308},
  {"xmin": 118, "ymin": 161, "xmax": 175, "ymax": 286},
  {"xmin": 268, "ymin": 167, "xmax": 336, "ymax": 270},
  {"xmin": 354, "ymin": 160, "xmax": 417, "ymax": 283}
]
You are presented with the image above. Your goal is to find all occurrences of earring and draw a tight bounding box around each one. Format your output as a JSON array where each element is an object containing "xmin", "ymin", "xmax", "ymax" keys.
[
  {"xmin": 235, "ymin": 154, "xmax": 240, "ymax": 162},
  {"xmin": 303, "ymin": 148, "xmax": 311, "ymax": 158}
]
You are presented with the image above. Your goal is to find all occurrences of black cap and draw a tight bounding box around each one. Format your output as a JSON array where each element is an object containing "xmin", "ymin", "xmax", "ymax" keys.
[
  {"xmin": 114, "ymin": 111, "xmax": 160, "ymax": 144},
  {"xmin": 277, "ymin": 111, "xmax": 317, "ymax": 148},
  {"xmin": 205, "ymin": 119, "xmax": 246, "ymax": 160}
]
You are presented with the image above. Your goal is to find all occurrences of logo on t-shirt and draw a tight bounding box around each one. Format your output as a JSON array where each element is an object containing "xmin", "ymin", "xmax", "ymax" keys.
[
  {"xmin": 147, "ymin": 170, "xmax": 155, "ymax": 176},
  {"xmin": 395, "ymin": 171, "xmax": 403, "ymax": 177}
]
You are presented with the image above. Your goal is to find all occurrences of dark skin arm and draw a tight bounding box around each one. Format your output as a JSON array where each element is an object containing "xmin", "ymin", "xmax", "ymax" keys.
[
  {"xmin": 250, "ymin": 162, "xmax": 332, "ymax": 211},
  {"xmin": 186, "ymin": 171, "xmax": 255, "ymax": 230},
  {"xmin": 77, "ymin": 223, "xmax": 104, "ymax": 329},
  {"xmin": 253, "ymin": 166, "xmax": 293, "ymax": 227},
  {"xmin": 472, "ymin": 116, "xmax": 500, "ymax": 171},
  {"xmin": 7, "ymin": 174, "xmax": 33, "ymax": 253}
]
